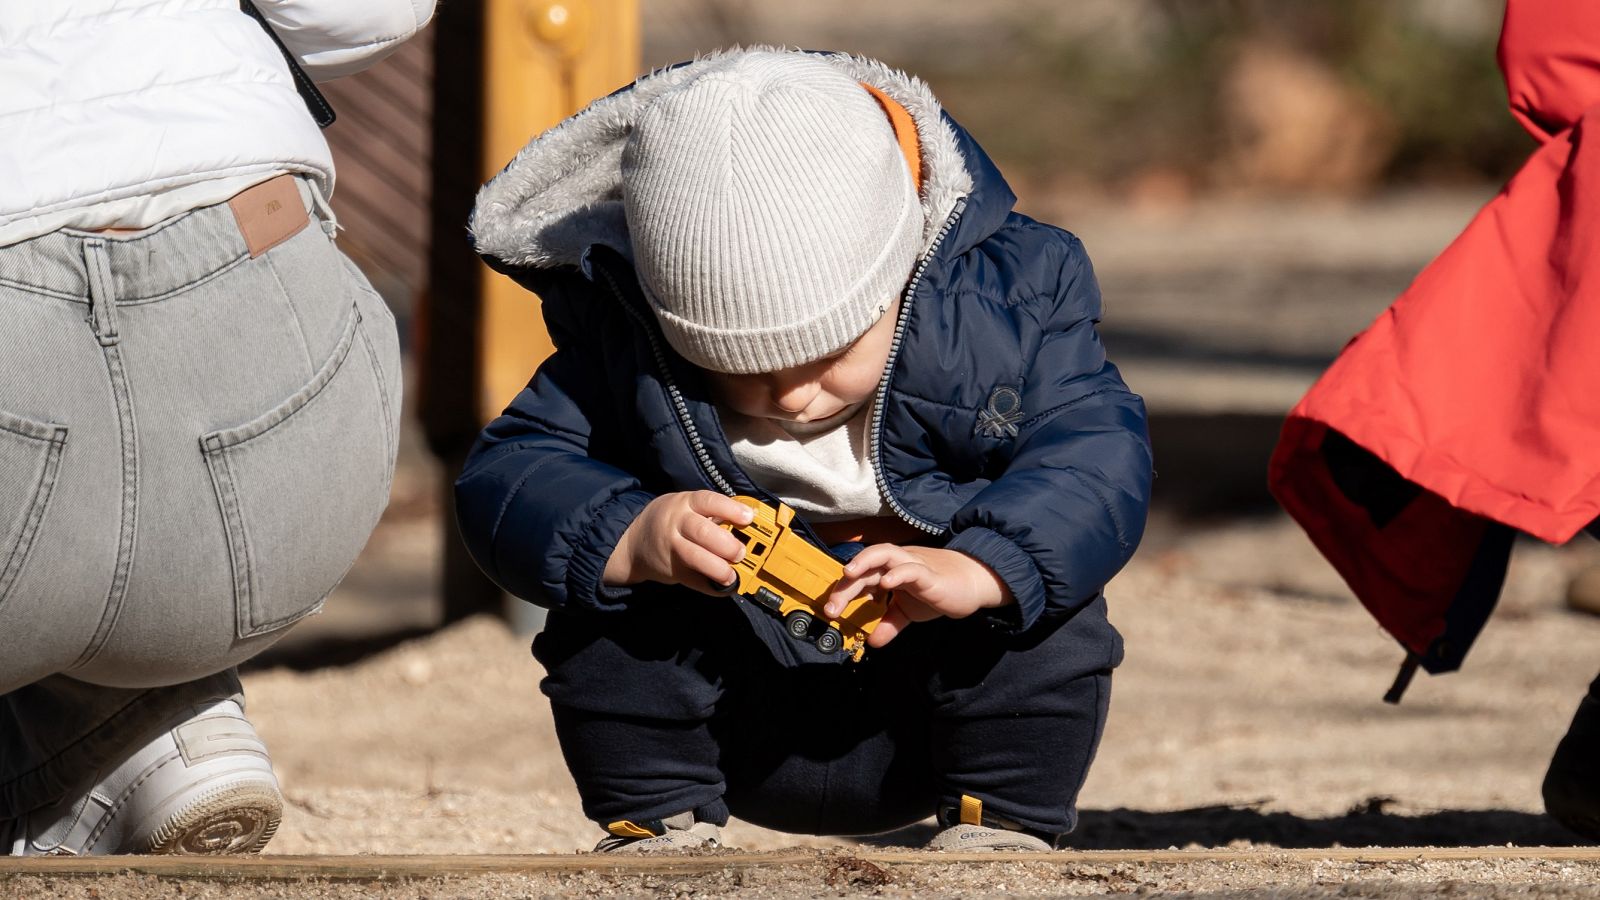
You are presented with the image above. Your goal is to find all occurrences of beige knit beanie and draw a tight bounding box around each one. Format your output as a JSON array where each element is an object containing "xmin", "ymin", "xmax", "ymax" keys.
[{"xmin": 622, "ymin": 52, "xmax": 924, "ymax": 374}]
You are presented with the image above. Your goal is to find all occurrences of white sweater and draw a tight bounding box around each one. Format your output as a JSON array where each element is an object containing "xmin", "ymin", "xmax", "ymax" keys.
[
  {"xmin": 721, "ymin": 402, "xmax": 889, "ymax": 523},
  {"xmin": 0, "ymin": 0, "xmax": 434, "ymax": 245}
]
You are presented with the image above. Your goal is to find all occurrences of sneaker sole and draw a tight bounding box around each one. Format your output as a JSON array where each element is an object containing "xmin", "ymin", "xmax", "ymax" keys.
[{"xmin": 137, "ymin": 781, "xmax": 283, "ymax": 855}]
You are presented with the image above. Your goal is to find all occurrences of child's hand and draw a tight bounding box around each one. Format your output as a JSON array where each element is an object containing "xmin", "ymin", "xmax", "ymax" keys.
[
  {"xmin": 603, "ymin": 491, "xmax": 755, "ymax": 593},
  {"xmin": 822, "ymin": 545, "xmax": 1014, "ymax": 646}
]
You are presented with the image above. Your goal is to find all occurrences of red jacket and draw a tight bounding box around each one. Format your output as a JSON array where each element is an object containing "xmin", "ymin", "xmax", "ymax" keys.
[{"xmin": 1269, "ymin": 0, "xmax": 1600, "ymax": 685}]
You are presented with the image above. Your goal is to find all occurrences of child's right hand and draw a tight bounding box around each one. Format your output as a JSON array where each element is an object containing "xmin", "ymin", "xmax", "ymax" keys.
[{"xmin": 602, "ymin": 491, "xmax": 755, "ymax": 593}]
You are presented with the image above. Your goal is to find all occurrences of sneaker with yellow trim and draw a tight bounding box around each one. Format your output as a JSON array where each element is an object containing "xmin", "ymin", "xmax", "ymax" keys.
[
  {"xmin": 927, "ymin": 794, "xmax": 1056, "ymax": 852},
  {"xmin": 926, "ymin": 823, "xmax": 1052, "ymax": 852},
  {"xmin": 592, "ymin": 812, "xmax": 722, "ymax": 853}
]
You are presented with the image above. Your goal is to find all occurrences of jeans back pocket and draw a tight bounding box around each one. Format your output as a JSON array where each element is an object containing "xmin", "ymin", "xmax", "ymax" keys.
[
  {"xmin": 0, "ymin": 411, "xmax": 67, "ymax": 610},
  {"xmin": 201, "ymin": 302, "xmax": 392, "ymax": 639}
]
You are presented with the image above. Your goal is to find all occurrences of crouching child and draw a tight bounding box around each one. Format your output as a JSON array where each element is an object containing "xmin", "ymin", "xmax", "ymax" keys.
[{"xmin": 457, "ymin": 48, "xmax": 1152, "ymax": 852}]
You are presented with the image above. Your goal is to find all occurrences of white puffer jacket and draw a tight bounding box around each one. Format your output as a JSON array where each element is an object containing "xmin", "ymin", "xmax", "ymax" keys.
[{"xmin": 0, "ymin": 0, "xmax": 434, "ymax": 242}]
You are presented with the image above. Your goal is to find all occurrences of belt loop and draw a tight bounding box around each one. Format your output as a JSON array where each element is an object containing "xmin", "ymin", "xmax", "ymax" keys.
[
  {"xmin": 82, "ymin": 239, "xmax": 120, "ymax": 347},
  {"xmin": 307, "ymin": 179, "xmax": 341, "ymax": 239}
]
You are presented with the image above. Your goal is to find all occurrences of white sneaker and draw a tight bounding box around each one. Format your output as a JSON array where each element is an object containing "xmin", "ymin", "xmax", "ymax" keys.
[
  {"xmin": 4, "ymin": 698, "xmax": 282, "ymax": 856},
  {"xmin": 592, "ymin": 811, "xmax": 722, "ymax": 853}
]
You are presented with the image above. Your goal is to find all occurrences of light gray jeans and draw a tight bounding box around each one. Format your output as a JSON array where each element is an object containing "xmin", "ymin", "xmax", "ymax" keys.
[{"xmin": 0, "ymin": 178, "xmax": 400, "ymax": 817}]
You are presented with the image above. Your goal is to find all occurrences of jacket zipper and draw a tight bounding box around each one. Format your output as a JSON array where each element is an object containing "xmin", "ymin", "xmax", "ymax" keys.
[
  {"xmin": 595, "ymin": 265, "xmax": 738, "ymax": 496},
  {"xmin": 870, "ymin": 198, "xmax": 969, "ymax": 536},
  {"xmin": 598, "ymin": 264, "xmax": 848, "ymax": 564}
]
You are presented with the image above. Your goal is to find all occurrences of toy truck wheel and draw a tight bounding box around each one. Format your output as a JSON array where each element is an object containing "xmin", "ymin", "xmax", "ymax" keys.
[
  {"xmin": 784, "ymin": 610, "xmax": 814, "ymax": 640},
  {"xmin": 814, "ymin": 628, "xmax": 842, "ymax": 654}
]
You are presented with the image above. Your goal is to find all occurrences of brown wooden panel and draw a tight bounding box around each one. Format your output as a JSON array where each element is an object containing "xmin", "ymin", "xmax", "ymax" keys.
[{"xmin": 320, "ymin": 31, "xmax": 435, "ymax": 314}]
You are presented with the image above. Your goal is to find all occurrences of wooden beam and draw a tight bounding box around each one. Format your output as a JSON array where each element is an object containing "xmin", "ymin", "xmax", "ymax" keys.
[
  {"xmin": 420, "ymin": 0, "xmax": 640, "ymax": 623},
  {"xmin": 6, "ymin": 847, "xmax": 1600, "ymax": 881},
  {"xmin": 418, "ymin": 0, "xmax": 502, "ymax": 623},
  {"xmin": 478, "ymin": 0, "xmax": 641, "ymax": 417}
]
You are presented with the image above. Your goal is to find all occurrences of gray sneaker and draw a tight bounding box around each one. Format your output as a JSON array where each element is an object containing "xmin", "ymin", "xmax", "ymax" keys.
[
  {"xmin": 4, "ymin": 698, "xmax": 282, "ymax": 856},
  {"xmin": 592, "ymin": 811, "xmax": 722, "ymax": 853},
  {"xmin": 925, "ymin": 823, "xmax": 1053, "ymax": 852}
]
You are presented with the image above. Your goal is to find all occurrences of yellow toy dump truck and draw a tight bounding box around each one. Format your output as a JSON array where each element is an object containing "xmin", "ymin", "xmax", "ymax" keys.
[{"xmin": 718, "ymin": 496, "xmax": 889, "ymax": 662}]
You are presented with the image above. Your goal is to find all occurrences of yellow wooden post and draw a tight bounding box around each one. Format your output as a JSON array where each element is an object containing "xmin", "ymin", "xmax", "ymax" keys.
[{"xmin": 480, "ymin": 0, "xmax": 640, "ymax": 417}]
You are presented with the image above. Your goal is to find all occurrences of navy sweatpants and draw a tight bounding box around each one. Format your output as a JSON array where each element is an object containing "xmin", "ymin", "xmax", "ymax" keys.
[{"xmin": 532, "ymin": 591, "xmax": 1121, "ymax": 837}]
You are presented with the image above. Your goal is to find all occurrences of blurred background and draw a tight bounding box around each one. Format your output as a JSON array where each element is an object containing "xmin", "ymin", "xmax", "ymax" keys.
[{"xmin": 256, "ymin": 0, "xmax": 1574, "ymax": 662}]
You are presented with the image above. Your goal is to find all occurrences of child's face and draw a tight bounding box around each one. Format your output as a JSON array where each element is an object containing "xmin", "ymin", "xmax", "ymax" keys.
[{"xmin": 705, "ymin": 297, "xmax": 900, "ymax": 426}]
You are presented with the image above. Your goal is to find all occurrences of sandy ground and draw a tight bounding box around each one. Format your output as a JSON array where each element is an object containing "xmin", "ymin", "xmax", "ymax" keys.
[{"xmin": 7, "ymin": 853, "xmax": 1600, "ymax": 899}]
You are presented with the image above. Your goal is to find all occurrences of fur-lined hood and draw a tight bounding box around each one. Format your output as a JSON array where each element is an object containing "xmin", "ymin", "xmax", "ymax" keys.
[{"xmin": 470, "ymin": 47, "xmax": 977, "ymax": 272}]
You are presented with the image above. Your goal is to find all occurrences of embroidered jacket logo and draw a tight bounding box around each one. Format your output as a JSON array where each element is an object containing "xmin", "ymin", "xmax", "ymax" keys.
[{"xmin": 977, "ymin": 386, "xmax": 1023, "ymax": 438}]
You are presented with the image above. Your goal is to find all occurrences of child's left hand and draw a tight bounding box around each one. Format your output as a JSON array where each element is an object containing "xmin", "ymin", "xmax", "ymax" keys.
[{"xmin": 822, "ymin": 545, "xmax": 1013, "ymax": 647}]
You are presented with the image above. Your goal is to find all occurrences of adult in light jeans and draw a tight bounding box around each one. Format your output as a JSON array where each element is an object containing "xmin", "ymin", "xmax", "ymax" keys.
[{"xmin": 0, "ymin": 0, "xmax": 433, "ymax": 855}]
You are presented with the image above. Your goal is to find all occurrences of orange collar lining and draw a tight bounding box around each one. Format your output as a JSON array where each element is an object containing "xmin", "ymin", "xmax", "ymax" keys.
[{"xmin": 860, "ymin": 82, "xmax": 923, "ymax": 194}]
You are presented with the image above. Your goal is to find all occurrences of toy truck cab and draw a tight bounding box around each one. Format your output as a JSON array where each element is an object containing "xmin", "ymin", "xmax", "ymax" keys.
[{"xmin": 721, "ymin": 496, "xmax": 888, "ymax": 662}]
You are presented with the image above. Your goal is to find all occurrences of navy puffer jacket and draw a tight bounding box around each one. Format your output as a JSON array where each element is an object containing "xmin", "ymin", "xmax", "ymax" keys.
[{"xmin": 460, "ymin": 48, "xmax": 1152, "ymax": 661}]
